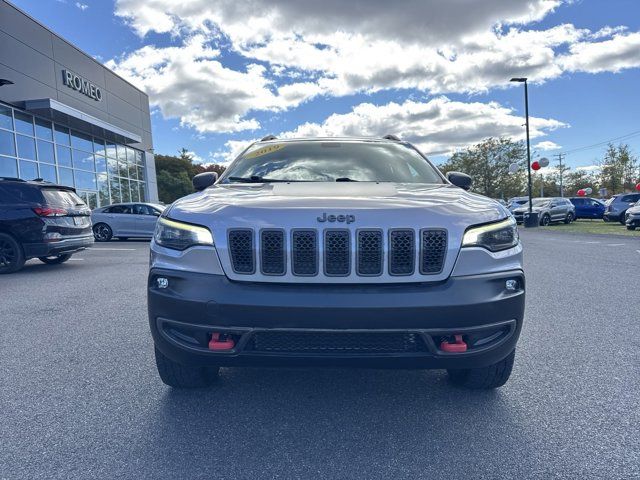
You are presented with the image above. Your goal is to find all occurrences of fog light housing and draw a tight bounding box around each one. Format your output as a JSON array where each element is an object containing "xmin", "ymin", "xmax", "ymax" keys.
[
  {"xmin": 156, "ymin": 277, "xmax": 169, "ymax": 289},
  {"xmin": 505, "ymin": 279, "xmax": 518, "ymax": 291}
]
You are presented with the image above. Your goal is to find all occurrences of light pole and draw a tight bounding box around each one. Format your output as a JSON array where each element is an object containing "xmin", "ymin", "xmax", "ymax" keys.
[{"xmin": 510, "ymin": 77, "xmax": 538, "ymax": 227}]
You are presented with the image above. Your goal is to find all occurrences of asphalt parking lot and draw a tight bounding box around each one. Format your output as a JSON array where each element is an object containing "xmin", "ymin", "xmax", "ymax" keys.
[{"xmin": 1, "ymin": 230, "xmax": 639, "ymax": 479}]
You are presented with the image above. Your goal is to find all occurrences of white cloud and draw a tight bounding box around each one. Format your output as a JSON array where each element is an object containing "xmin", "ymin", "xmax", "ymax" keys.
[
  {"xmin": 575, "ymin": 165, "xmax": 601, "ymax": 173},
  {"xmin": 75, "ymin": 2, "xmax": 88, "ymax": 11},
  {"xmin": 109, "ymin": 0, "xmax": 640, "ymax": 135},
  {"xmin": 210, "ymin": 97, "xmax": 567, "ymax": 163},
  {"xmin": 534, "ymin": 140, "xmax": 561, "ymax": 151},
  {"xmin": 106, "ymin": 36, "xmax": 314, "ymax": 133}
]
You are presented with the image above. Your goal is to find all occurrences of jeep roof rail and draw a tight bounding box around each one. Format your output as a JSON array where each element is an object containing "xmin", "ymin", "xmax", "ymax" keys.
[
  {"xmin": 382, "ymin": 134, "xmax": 401, "ymax": 141},
  {"xmin": 260, "ymin": 135, "xmax": 278, "ymax": 141},
  {"xmin": 0, "ymin": 177, "xmax": 26, "ymax": 182}
]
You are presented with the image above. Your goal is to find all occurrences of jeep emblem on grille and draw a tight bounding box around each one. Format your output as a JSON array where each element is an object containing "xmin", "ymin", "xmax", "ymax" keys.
[{"xmin": 317, "ymin": 213, "xmax": 355, "ymax": 224}]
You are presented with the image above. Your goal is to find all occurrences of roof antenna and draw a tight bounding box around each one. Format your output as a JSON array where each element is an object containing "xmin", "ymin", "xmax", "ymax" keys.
[
  {"xmin": 260, "ymin": 135, "xmax": 277, "ymax": 141},
  {"xmin": 382, "ymin": 134, "xmax": 401, "ymax": 141}
]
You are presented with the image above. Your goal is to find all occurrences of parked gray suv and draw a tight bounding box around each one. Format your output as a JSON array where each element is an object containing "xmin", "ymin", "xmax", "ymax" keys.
[
  {"xmin": 148, "ymin": 137, "xmax": 525, "ymax": 390},
  {"xmin": 512, "ymin": 197, "xmax": 575, "ymax": 226}
]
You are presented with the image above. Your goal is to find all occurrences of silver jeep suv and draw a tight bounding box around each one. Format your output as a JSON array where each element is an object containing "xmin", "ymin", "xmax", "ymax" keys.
[{"xmin": 148, "ymin": 137, "xmax": 525, "ymax": 390}]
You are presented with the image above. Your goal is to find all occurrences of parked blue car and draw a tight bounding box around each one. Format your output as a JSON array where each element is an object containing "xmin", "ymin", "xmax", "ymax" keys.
[{"xmin": 569, "ymin": 197, "xmax": 606, "ymax": 219}]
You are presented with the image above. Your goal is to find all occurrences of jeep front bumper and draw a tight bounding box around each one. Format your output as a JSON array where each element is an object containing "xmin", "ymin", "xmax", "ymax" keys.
[{"xmin": 148, "ymin": 269, "xmax": 525, "ymax": 369}]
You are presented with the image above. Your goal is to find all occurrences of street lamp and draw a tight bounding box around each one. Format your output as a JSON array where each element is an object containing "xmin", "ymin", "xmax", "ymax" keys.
[{"xmin": 510, "ymin": 77, "xmax": 538, "ymax": 227}]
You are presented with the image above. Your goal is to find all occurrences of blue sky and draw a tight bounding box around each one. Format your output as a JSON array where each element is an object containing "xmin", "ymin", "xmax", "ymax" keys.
[{"xmin": 12, "ymin": 0, "xmax": 640, "ymax": 171}]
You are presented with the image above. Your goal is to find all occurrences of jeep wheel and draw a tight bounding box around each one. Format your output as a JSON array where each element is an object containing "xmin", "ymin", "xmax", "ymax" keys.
[
  {"xmin": 447, "ymin": 349, "xmax": 515, "ymax": 389},
  {"xmin": 93, "ymin": 223, "xmax": 112, "ymax": 242},
  {"xmin": 0, "ymin": 233, "xmax": 25, "ymax": 274},
  {"xmin": 540, "ymin": 214, "xmax": 551, "ymax": 226},
  {"xmin": 154, "ymin": 347, "xmax": 219, "ymax": 388},
  {"xmin": 38, "ymin": 254, "xmax": 72, "ymax": 264},
  {"xmin": 564, "ymin": 212, "xmax": 574, "ymax": 224}
]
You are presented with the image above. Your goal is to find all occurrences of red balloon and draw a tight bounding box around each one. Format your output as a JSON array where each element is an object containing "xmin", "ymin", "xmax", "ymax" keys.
[
  {"xmin": 577, "ymin": 189, "xmax": 586, "ymax": 196},
  {"xmin": 636, "ymin": 183, "xmax": 640, "ymax": 191},
  {"xmin": 531, "ymin": 161, "xmax": 541, "ymax": 171}
]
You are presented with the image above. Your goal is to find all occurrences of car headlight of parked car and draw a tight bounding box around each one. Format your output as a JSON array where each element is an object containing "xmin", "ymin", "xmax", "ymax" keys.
[
  {"xmin": 462, "ymin": 217, "xmax": 519, "ymax": 252},
  {"xmin": 154, "ymin": 217, "xmax": 213, "ymax": 251}
]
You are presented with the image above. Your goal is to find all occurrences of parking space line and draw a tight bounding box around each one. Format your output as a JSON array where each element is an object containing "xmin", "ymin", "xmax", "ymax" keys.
[
  {"xmin": 68, "ymin": 258, "xmax": 84, "ymax": 261},
  {"xmin": 88, "ymin": 247, "xmax": 137, "ymax": 251},
  {"xmin": 606, "ymin": 243, "xmax": 625, "ymax": 247}
]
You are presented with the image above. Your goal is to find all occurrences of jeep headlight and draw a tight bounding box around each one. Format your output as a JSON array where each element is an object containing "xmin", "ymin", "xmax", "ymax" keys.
[
  {"xmin": 154, "ymin": 217, "xmax": 213, "ymax": 251},
  {"xmin": 462, "ymin": 217, "xmax": 518, "ymax": 252}
]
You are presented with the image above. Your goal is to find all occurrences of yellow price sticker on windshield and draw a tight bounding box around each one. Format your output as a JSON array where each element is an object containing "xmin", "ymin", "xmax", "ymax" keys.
[{"xmin": 244, "ymin": 143, "xmax": 286, "ymax": 159}]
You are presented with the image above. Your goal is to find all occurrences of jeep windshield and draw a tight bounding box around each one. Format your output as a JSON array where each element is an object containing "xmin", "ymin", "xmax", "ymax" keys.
[{"xmin": 220, "ymin": 141, "xmax": 445, "ymax": 184}]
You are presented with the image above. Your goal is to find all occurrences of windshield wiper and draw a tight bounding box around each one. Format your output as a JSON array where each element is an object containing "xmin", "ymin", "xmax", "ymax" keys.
[
  {"xmin": 335, "ymin": 177, "xmax": 359, "ymax": 182},
  {"xmin": 227, "ymin": 176, "xmax": 292, "ymax": 183}
]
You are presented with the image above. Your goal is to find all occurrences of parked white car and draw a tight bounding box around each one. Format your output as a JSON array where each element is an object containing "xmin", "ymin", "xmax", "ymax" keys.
[{"xmin": 91, "ymin": 202, "xmax": 165, "ymax": 241}]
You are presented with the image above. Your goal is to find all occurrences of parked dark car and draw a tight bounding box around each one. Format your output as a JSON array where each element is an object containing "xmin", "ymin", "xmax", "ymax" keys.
[
  {"xmin": 0, "ymin": 178, "xmax": 93, "ymax": 273},
  {"xmin": 569, "ymin": 197, "xmax": 606, "ymax": 219},
  {"xmin": 603, "ymin": 193, "xmax": 640, "ymax": 224}
]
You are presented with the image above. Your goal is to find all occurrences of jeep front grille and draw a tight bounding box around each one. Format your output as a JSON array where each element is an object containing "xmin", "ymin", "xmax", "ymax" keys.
[
  {"xmin": 227, "ymin": 228, "xmax": 447, "ymax": 278},
  {"xmin": 292, "ymin": 230, "xmax": 318, "ymax": 276},
  {"xmin": 228, "ymin": 229, "xmax": 254, "ymax": 274}
]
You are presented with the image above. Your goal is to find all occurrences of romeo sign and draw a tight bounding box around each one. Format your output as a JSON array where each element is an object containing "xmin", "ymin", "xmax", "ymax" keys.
[{"xmin": 62, "ymin": 69, "xmax": 102, "ymax": 101}]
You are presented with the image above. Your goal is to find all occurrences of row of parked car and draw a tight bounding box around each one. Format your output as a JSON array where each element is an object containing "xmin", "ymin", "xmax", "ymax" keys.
[
  {"xmin": 505, "ymin": 193, "xmax": 640, "ymax": 229},
  {"xmin": 0, "ymin": 177, "xmax": 166, "ymax": 273}
]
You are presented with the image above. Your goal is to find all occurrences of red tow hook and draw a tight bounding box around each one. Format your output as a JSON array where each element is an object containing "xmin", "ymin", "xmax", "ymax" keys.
[
  {"xmin": 440, "ymin": 334, "xmax": 467, "ymax": 353},
  {"xmin": 208, "ymin": 333, "xmax": 235, "ymax": 351}
]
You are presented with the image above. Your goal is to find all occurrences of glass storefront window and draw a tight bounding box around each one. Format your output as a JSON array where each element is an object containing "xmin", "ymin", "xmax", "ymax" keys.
[
  {"xmin": 95, "ymin": 155, "xmax": 107, "ymax": 172},
  {"xmin": 1, "ymin": 102, "xmax": 147, "ymax": 208},
  {"xmin": 14, "ymin": 112, "xmax": 34, "ymax": 136},
  {"xmin": 138, "ymin": 182, "xmax": 146, "ymax": 202},
  {"xmin": 19, "ymin": 160, "xmax": 38, "ymax": 180},
  {"xmin": 39, "ymin": 163, "xmax": 57, "ymax": 183},
  {"xmin": 0, "ymin": 156, "xmax": 18, "ymax": 177},
  {"xmin": 56, "ymin": 145, "xmax": 72, "ymax": 167},
  {"xmin": 75, "ymin": 170, "xmax": 97, "ymax": 190},
  {"xmin": 71, "ymin": 130, "xmax": 93, "ymax": 152},
  {"xmin": 109, "ymin": 177, "xmax": 121, "ymax": 203},
  {"xmin": 58, "ymin": 167, "xmax": 74, "ymax": 187},
  {"xmin": 105, "ymin": 140, "xmax": 117, "ymax": 158},
  {"xmin": 0, "ymin": 130, "xmax": 16, "ymax": 157},
  {"xmin": 72, "ymin": 149, "xmax": 95, "ymax": 171},
  {"xmin": 0, "ymin": 105, "xmax": 13, "ymax": 131},
  {"xmin": 35, "ymin": 118, "xmax": 53, "ymax": 141},
  {"xmin": 16, "ymin": 135, "xmax": 36, "ymax": 160},
  {"xmin": 121, "ymin": 178, "xmax": 131, "ymax": 202},
  {"xmin": 93, "ymin": 138, "xmax": 106, "ymax": 156},
  {"xmin": 37, "ymin": 140, "xmax": 55, "ymax": 164},
  {"xmin": 97, "ymin": 173, "xmax": 109, "ymax": 206},
  {"xmin": 54, "ymin": 125, "xmax": 71, "ymax": 145},
  {"xmin": 116, "ymin": 144, "xmax": 127, "ymax": 162}
]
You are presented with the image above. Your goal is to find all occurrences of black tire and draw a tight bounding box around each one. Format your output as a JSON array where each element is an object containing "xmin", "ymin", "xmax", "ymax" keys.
[
  {"xmin": 540, "ymin": 214, "xmax": 551, "ymax": 226},
  {"xmin": 603, "ymin": 216, "xmax": 610, "ymax": 222},
  {"xmin": 447, "ymin": 350, "xmax": 515, "ymax": 389},
  {"xmin": 564, "ymin": 212, "xmax": 574, "ymax": 224},
  {"xmin": 38, "ymin": 254, "xmax": 72, "ymax": 264},
  {"xmin": 619, "ymin": 213, "xmax": 627, "ymax": 225},
  {"xmin": 118, "ymin": 237, "xmax": 129, "ymax": 241},
  {"xmin": 154, "ymin": 347, "xmax": 219, "ymax": 388},
  {"xmin": 0, "ymin": 233, "xmax": 26, "ymax": 274},
  {"xmin": 93, "ymin": 223, "xmax": 112, "ymax": 242},
  {"xmin": 627, "ymin": 225, "xmax": 636, "ymax": 231}
]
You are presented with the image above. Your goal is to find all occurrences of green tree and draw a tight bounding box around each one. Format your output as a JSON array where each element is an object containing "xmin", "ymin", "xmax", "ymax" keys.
[
  {"xmin": 598, "ymin": 143, "xmax": 638, "ymax": 195},
  {"xmin": 440, "ymin": 137, "xmax": 527, "ymax": 199},
  {"xmin": 154, "ymin": 148, "xmax": 227, "ymax": 203}
]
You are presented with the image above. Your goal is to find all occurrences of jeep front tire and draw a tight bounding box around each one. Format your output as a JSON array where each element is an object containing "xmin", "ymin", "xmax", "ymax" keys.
[
  {"xmin": 154, "ymin": 347, "xmax": 219, "ymax": 388},
  {"xmin": 447, "ymin": 349, "xmax": 515, "ymax": 389}
]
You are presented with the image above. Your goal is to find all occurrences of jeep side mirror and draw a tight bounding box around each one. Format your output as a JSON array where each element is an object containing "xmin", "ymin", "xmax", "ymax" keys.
[
  {"xmin": 446, "ymin": 171, "xmax": 472, "ymax": 191},
  {"xmin": 192, "ymin": 172, "xmax": 218, "ymax": 191}
]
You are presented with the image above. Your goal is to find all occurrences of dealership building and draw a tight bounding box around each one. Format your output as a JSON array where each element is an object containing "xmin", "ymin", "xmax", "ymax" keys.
[{"xmin": 0, "ymin": 0, "xmax": 158, "ymax": 207}]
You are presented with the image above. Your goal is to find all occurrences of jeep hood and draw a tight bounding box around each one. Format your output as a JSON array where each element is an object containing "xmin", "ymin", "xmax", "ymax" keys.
[{"xmin": 168, "ymin": 182, "xmax": 507, "ymax": 226}]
